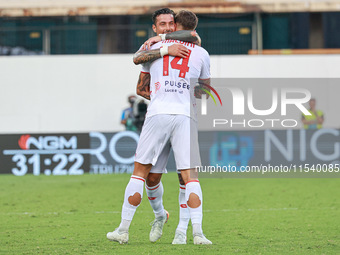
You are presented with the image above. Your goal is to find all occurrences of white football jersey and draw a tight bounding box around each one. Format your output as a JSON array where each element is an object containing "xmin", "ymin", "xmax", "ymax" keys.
[{"xmin": 141, "ymin": 40, "xmax": 210, "ymax": 120}]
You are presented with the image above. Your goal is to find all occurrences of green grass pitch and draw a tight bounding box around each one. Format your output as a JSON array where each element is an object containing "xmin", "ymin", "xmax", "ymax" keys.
[{"xmin": 1, "ymin": 173, "xmax": 339, "ymax": 254}]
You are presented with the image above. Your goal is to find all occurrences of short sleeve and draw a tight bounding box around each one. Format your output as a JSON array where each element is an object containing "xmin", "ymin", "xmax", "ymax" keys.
[
  {"xmin": 139, "ymin": 41, "xmax": 164, "ymax": 73},
  {"xmin": 141, "ymin": 62, "xmax": 150, "ymax": 73}
]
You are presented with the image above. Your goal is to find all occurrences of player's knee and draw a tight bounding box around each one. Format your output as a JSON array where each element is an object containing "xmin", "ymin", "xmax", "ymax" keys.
[
  {"xmin": 146, "ymin": 179, "xmax": 158, "ymax": 187},
  {"xmin": 146, "ymin": 175, "xmax": 161, "ymax": 187},
  {"xmin": 187, "ymin": 193, "xmax": 201, "ymax": 208},
  {"xmin": 128, "ymin": 192, "xmax": 142, "ymax": 206}
]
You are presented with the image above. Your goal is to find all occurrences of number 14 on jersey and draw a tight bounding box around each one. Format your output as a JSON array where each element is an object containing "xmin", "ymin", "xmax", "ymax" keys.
[{"xmin": 163, "ymin": 49, "xmax": 192, "ymax": 78}]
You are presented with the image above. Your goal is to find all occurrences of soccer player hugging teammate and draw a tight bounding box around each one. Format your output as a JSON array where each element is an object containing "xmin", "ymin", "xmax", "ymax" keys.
[{"xmin": 107, "ymin": 8, "xmax": 212, "ymax": 245}]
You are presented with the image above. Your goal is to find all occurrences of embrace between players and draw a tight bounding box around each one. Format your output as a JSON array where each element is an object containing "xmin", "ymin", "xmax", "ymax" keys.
[{"xmin": 107, "ymin": 8, "xmax": 212, "ymax": 245}]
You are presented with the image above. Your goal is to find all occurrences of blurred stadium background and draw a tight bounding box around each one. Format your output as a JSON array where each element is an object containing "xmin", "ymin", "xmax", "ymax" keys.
[
  {"xmin": 1, "ymin": 0, "xmax": 340, "ymax": 55},
  {"xmin": 1, "ymin": 1, "xmax": 339, "ymax": 253},
  {"xmin": 1, "ymin": 0, "xmax": 340, "ymax": 133}
]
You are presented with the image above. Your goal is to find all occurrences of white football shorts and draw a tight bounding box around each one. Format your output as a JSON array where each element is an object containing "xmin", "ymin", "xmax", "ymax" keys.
[
  {"xmin": 135, "ymin": 114, "xmax": 201, "ymax": 171},
  {"xmin": 149, "ymin": 142, "xmax": 171, "ymax": 174}
]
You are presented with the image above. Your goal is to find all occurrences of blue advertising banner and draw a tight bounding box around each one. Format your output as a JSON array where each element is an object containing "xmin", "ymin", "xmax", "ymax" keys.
[{"xmin": 1, "ymin": 130, "xmax": 339, "ymax": 177}]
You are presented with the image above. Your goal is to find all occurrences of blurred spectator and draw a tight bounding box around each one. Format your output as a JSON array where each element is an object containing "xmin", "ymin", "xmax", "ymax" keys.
[
  {"xmin": 302, "ymin": 98, "xmax": 324, "ymax": 129},
  {"xmin": 121, "ymin": 95, "xmax": 138, "ymax": 131}
]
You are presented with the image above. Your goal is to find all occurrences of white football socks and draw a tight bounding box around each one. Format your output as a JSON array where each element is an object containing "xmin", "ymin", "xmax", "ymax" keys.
[
  {"xmin": 119, "ymin": 175, "xmax": 145, "ymax": 233},
  {"xmin": 185, "ymin": 180, "xmax": 203, "ymax": 236},
  {"xmin": 145, "ymin": 181, "xmax": 166, "ymax": 219},
  {"xmin": 176, "ymin": 184, "xmax": 190, "ymax": 234}
]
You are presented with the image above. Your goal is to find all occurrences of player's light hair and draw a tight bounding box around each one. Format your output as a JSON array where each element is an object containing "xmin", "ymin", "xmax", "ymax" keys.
[{"xmin": 175, "ymin": 10, "xmax": 198, "ymax": 30}]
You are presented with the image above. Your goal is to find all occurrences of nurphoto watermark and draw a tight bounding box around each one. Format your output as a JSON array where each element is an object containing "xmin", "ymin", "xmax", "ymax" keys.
[{"xmin": 191, "ymin": 78, "xmax": 340, "ymax": 178}]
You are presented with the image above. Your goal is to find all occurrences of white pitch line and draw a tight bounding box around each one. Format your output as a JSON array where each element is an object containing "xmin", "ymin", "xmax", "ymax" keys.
[
  {"xmin": 0, "ymin": 208, "xmax": 302, "ymax": 215},
  {"xmin": 3, "ymin": 207, "xmax": 338, "ymax": 216}
]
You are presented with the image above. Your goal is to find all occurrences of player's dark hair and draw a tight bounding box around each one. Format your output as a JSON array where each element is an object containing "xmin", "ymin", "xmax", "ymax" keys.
[
  {"xmin": 175, "ymin": 10, "xmax": 198, "ymax": 30},
  {"xmin": 152, "ymin": 8, "xmax": 175, "ymax": 24}
]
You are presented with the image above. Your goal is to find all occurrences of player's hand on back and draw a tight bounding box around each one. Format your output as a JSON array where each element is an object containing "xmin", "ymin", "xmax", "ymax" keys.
[
  {"xmin": 191, "ymin": 31, "xmax": 202, "ymax": 46},
  {"xmin": 168, "ymin": 44, "xmax": 189, "ymax": 58},
  {"xmin": 194, "ymin": 80, "xmax": 210, "ymax": 99},
  {"xmin": 194, "ymin": 85, "xmax": 203, "ymax": 99},
  {"xmin": 142, "ymin": 35, "xmax": 162, "ymax": 50}
]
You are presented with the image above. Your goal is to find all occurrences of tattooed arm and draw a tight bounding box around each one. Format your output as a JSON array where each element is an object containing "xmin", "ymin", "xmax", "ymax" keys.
[
  {"xmin": 133, "ymin": 49, "xmax": 161, "ymax": 65},
  {"xmin": 141, "ymin": 31, "xmax": 199, "ymax": 51},
  {"xmin": 133, "ymin": 31, "xmax": 199, "ymax": 65},
  {"xmin": 164, "ymin": 30, "xmax": 198, "ymax": 43},
  {"xmin": 133, "ymin": 44, "xmax": 189, "ymax": 65},
  {"xmin": 136, "ymin": 72, "xmax": 151, "ymax": 100}
]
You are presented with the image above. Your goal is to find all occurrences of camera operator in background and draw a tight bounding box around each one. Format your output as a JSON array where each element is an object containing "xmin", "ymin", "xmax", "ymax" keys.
[
  {"xmin": 121, "ymin": 95, "xmax": 147, "ymax": 132},
  {"xmin": 132, "ymin": 97, "xmax": 148, "ymax": 132}
]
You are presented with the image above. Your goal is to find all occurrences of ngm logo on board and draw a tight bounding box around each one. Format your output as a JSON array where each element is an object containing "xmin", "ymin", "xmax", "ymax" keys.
[
  {"xmin": 3, "ymin": 134, "xmax": 85, "ymax": 176},
  {"xmin": 18, "ymin": 135, "xmax": 77, "ymax": 150},
  {"xmin": 198, "ymin": 81, "xmax": 312, "ymax": 129}
]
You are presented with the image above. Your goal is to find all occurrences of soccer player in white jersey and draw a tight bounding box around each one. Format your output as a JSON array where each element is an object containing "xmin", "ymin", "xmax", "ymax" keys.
[
  {"xmin": 107, "ymin": 9, "xmax": 212, "ymax": 245},
  {"xmin": 133, "ymin": 8, "xmax": 201, "ymax": 244}
]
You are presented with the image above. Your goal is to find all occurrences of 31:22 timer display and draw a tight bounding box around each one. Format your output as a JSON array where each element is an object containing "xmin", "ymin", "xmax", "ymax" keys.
[{"xmin": 11, "ymin": 153, "xmax": 84, "ymax": 176}]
